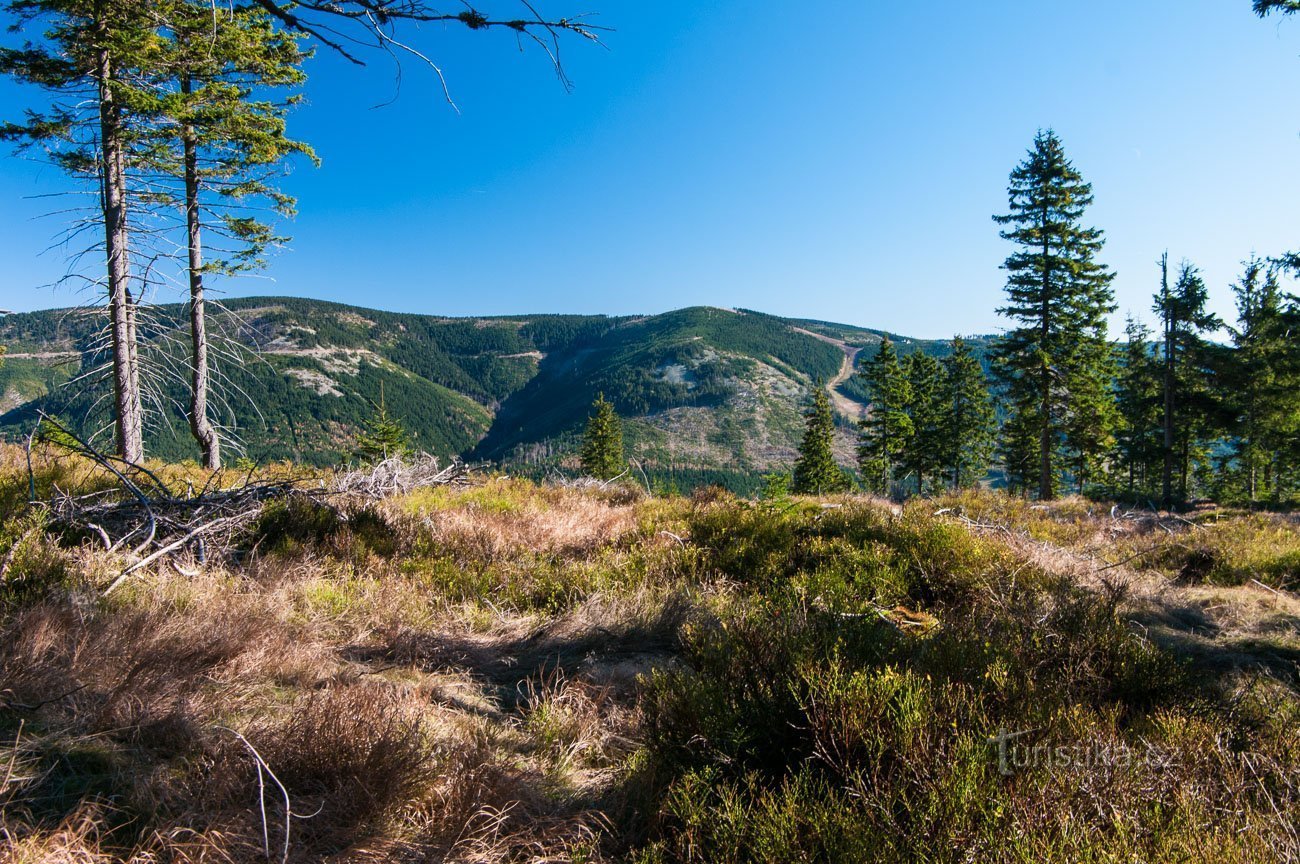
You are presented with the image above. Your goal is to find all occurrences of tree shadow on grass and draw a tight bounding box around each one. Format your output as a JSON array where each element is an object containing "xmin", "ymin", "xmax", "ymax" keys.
[{"xmin": 339, "ymin": 594, "xmax": 691, "ymax": 712}]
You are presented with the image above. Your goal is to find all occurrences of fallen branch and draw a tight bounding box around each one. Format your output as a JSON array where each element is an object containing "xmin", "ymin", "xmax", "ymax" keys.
[
  {"xmin": 103, "ymin": 515, "xmax": 242, "ymax": 595},
  {"xmin": 31, "ymin": 436, "xmax": 472, "ymax": 591},
  {"xmin": 216, "ymin": 726, "xmax": 294, "ymax": 864}
]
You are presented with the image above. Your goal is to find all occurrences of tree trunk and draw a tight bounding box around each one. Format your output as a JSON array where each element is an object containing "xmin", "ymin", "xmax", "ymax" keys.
[
  {"xmin": 96, "ymin": 41, "xmax": 143, "ymax": 464},
  {"xmin": 1162, "ymin": 339, "xmax": 1174, "ymax": 507},
  {"xmin": 1038, "ymin": 208, "xmax": 1054, "ymax": 501},
  {"xmin": 1160, "ymin": 256, "xmax": 1175, "ymax": 509},
  {"xmin": 182, "ymin": 75, "xmax": 220, "ymax": 469},
  {"xmin": 1179, "ymin": 436, "xmax": 1190, "ymax": 503}
]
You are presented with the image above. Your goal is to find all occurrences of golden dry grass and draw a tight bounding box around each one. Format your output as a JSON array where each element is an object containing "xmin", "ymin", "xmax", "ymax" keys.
[{"xmin": 1, "ymin": 446, "xmax": 1298, "ymax": 862}]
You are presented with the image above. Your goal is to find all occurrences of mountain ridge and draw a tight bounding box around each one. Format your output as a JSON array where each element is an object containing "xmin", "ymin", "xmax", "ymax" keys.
[{"xmin": 0, "ymin": 297, "xmax": 997, "ymax": 491}]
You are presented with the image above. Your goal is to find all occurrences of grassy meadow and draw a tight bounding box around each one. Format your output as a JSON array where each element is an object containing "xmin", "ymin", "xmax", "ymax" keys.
[{"xmin": 0, "ymin": 444, "xmax": 1298, "ymax": 862}]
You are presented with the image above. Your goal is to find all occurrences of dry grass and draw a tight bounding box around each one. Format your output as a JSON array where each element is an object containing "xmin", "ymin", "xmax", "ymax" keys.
[
  {"xmin": 2, "ymin": 445, "xmax": 1299, "ymax": 862},
  {"xmin": 400, "ymin": 478, "xmax": 643, "ymax": 561},
  {"xmin": 0, "ymin": 449, "xmax": 686, "ymax": 861}
]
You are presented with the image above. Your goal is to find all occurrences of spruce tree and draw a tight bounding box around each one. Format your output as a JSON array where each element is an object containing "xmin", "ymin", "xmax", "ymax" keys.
[
  {"xmin": 580, "ymin": 393, "xmax": 625, "ymax": 480},
  {"xmin": 858, "ymin": 337, "xmax": 913, "ymax": 495},
  {"xmin": 793, "ymin": 384, "xmax": 848, "ymax": 494},
  {"xmin": 1, "ymin": 0, "xmax": 163, "ymax": 461},
  {"xmin": 1114, "ymin": 317, "xmax": 1162, "ymax": 497},
  {"xmin": 940, "ymin": 337, "xmax": 996, "ymax": 490},
  {"xmin": 1062, "ymin": 336, "xmax": 1119, "ymax": 494},
  {"xmin": 354, "ymin": 389, "xmax": 413, "ymax": 464},
  {"xmin": 900, "ymin": 352, "xmax": 945, "ymax": 495},
  {"xmin": 154, "ymin": 1, "xmax": 314, "ymax": 470},
  {"xmin": 999, "ymin": 402, "xmax": 1041, "ymax": 496},
  {"xmin": 1222, "ymin": 257, "xmax": 1300, "ymax": 502},
  {"xmin": 992, "ymin": 130, "xmax": 1117, "ymax": 500},
  {"xmin": 1153, "ymin": 256, "xmax": 1221, "ymax": 506}
]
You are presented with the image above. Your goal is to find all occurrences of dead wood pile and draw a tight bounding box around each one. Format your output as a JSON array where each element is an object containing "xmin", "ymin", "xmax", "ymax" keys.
[{"xmin": 29, "ymin": 416, "xmax": 469, "ymax": 593}]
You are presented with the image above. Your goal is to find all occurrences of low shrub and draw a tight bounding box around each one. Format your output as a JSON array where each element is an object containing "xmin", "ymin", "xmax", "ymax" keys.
[{"xmin": 1144, "ymin": 513, "xmax": 1300, "ymax": 589}]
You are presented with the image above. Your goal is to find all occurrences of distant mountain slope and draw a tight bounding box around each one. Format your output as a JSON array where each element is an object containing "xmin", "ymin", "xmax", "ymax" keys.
[{"xmin": 0, "ymin": 298, "xmax": 997, "ymax": 489}]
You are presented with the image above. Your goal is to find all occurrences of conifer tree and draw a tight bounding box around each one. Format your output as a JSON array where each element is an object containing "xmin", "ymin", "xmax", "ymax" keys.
[
  {"xmin": 793, "ymin": 384, "xmax": 848, "ymax": 494},
  {"xmin": 1, "ymin": 0, "xmax": 162, "ymax": 461},
  {"xmin": 999, "ymin": 403, "xmax": 1041, "ymax": 496},
  {"xmin": 580, "ymin": 393, "xmax": 625, "ymax": 480},
  {"xmin": 900, "ymin": 351, "xmax": 945, "ymax": 495},
  {"xmin": 154, "ymin": 1, "xmax": 314, "ymax": 470},
  {"xmin": 992, "ymin": 130, "xmax": 1117, "ymax": 500},
  {"xmin": 1221, "ymin": 257, "xmax": 1300, "ymax": 502},
  {"xmin": 858, "ymin": 337, "xmax": 913, "ymax": 495},
  {"xmin": 1062, "ymin": 336, "xmax": 1120, "ymax": 494},
  {"xmin": 1114, "ymin": 317, "xmax": 1162, "ymax": 497},
  {"xmin": 1154, "ymin": 256, "xmax": 1221, "ymax": 505},
  {"xmin": 353, "ymin": 386, "xmax": 413, "ymax": 464},
  {"xmin": 940, "ymin": 337, "xmax": 996, "ymax": 489}
]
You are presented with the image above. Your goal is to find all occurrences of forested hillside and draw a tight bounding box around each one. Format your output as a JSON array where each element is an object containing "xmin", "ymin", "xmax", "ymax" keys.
[{"xmin": 0, "ymin": 298, "xmax": 982, "ymax": 489}]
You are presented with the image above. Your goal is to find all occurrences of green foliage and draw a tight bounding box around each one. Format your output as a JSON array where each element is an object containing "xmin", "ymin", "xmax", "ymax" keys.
[
  {"xmin": 1113, "ymin": 317, "xmax": 1162, "ymax": 498},
  {"xmin": 0, "ymin": 509, "xmax": 71, "ymax": 604},
  {"xmin": 900, "ymin": 352, "xmax": 945, "ymax": 494},
  {"xmin": 1152, "ymin": 256, "xmax": 1221, "ymax": 505},
  {"xmin": 940, "ymin": 337, "xmax": 996, "ymax": 489},
  {"xmin": 857, "ymin": 337, "xmax": 912, "ymax": 495},
  {"xmin": 353, "ymin": 390, "xmax": 414, "ymax": 464},
  {"xmin": 641, "ymin": 499, "xmax": 1226, "ymax": 862},
  {"xmin": 758, "ymin": 472, "xmax": 792, "ymax": 501},
  {"xmin": 146, "ymin": 0, "xmax": 315, "ymax": 270},
  {"xmin": 1140, "ymin": 511, "xmax": 1300, "ymax": 589},
  {"xmin": 580, "ymin": 393, "xmax": 625, "ymax": 480},
  {"xmin": 998, "ymin": 400, "xmax": 1042, "ymax": 496},
  {"xmin": 1255, "ymin": 0, "xmax": 1300, "ymax": 15},
  {"xmin": 859, "ymin": 337, "xmax": 995, "ymax": 497},
  {"xmin": 791, "ymin": 385, "xmax": 847, "ymax": 494},
  {"xmin": 1216, "ymin": 257, "xmax": 1300, "ymax": 504},
  {"xmin": 992, "ymin": 130, "xmax": 1117, "ymax": 500}
]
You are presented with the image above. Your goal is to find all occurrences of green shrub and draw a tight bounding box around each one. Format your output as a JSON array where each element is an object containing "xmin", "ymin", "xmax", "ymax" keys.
[
  {"xmin": 247, "ymin": 497, "xmax": 399, "ymax": 560},
  {"xmin": 0, "ymin": 510, "xmax": 72, "ymax": 604}
]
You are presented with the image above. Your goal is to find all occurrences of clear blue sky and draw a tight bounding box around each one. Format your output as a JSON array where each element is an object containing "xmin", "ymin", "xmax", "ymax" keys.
[{"xmin": 1, "ymin": 0, "xmax": 1298, "ymax": 338}]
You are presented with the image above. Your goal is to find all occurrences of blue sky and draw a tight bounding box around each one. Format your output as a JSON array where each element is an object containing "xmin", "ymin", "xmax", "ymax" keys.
[{"xmin": 1, "ymin": 0, "xmax": 1298, "ymax": 338}]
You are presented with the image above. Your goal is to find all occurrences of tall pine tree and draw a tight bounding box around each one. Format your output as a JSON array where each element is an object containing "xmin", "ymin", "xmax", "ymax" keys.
[
  {"xmin": 580, "ymin": 393, "xmax": 625, "ymax": 480},
  {"xmin": 1114, "ymin": 317, "xmax": 1162, "ymax": 497},
  {"xmin": 154, "ymin": 0, "xmax": 314, "ymax": 469},
  {"xmin": 900, "ymin": 351, "xmax": 945, "ymax": 495},
  {"xmin": 940, "ymin": 337, "xmax": 996, "ymax": 490},
  {"xmin": 992, "ymin": 130, "xmax": 1117, "ymax": 500},
  {"xmin": 1, "ymin": 0, "xmax": 166, "ymax": 461},
  {"xmin": 792, "ymin": 384, "xmax": 848, "ymax": 494},
  {"xmin": 1154, "ymin": 256, "xmax": 1221, "ymax": 505},
  {"xmin": 858, "ymin": 337, "xmax": 913, "ymax": 495},
  {"xmin": 1221, "ymin": 257, "xmax": 1300, "ymax": 502}
]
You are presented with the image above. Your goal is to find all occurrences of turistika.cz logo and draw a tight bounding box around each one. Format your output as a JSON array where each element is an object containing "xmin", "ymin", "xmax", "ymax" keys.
[{"xmin": 986, "ymin": 727, "xmax": 1168, "ymax": 777}]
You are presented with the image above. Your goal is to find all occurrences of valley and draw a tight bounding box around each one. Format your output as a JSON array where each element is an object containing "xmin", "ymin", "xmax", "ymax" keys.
[{"xmin": 0, "ymin": 299, "xmax": 988, "ymax": 490}]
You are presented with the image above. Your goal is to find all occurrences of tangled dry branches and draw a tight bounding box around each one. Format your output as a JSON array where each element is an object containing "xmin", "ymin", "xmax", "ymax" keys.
[{"xmin": 31, "ymin": 416, "xmax": 469, "ymax": 594}]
